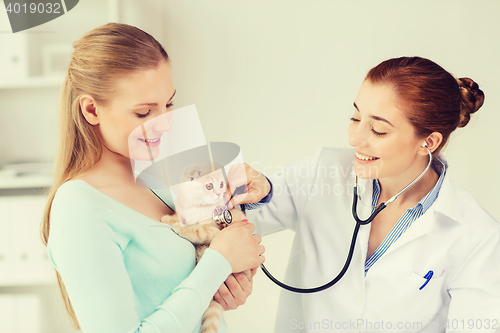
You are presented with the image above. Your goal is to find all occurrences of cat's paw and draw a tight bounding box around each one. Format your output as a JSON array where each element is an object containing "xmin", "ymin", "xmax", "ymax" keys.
[
  {"xmin": 161, "ymin": 213, "xmax": 179, "ymax": 226},
  {"xmin": 171, "ymin": 223, "xmax": 183, "ymax": 234}
]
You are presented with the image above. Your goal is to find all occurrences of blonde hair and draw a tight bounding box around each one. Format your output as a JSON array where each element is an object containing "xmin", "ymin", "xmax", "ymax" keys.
[{"xmin": 40, "ymin": 23, "xmax": 169, "ymax": 330}]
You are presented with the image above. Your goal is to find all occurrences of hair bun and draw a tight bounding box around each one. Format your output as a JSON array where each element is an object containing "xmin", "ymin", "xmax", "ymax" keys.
[{"xmin": 457, "ymin": 77, "xmax": 484, "ymax": 127}]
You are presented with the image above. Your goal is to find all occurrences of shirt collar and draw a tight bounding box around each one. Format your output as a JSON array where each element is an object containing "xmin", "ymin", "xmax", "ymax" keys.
[
  {"xmin": 372, "ymin": 155, "xmax": 448, "ymax": 215},
  {"xmin": 418, "ymin": 155, "xmax": 447, "ymax": 214}
]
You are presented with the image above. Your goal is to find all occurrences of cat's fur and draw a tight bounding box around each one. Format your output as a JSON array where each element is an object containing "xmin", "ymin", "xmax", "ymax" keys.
[
  {"xmin": 161, "ymin": 162, "xmax": 248, "ymax": 333},
  {"xmin": 173, "ymin": 163, "xmax": 228, "ymax": 226}
]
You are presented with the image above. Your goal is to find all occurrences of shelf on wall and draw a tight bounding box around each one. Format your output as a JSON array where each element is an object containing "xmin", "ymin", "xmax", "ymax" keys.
[
  {"xmin": 0, "ymin": 279, "xmax": 55, "ymax": 288},
  {"xmin": 0, "ymin": 174, "xmax": 53, "ymax": 189},
  {"xmin": 0, "ymin": 76, "xmax": 64, "ymax": 90}
]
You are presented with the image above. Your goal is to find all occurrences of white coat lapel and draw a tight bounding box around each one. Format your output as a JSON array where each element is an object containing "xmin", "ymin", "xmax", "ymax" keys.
[
  {"xmin": 380, "ymin": 173, "xmax": 460, "ymax": 256},
  {"xmin": 382, "ymin": 206, "xmax": 436, "ymax": 256}
]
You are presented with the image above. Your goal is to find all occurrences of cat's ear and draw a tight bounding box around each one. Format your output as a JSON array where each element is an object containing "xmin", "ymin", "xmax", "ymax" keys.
[{"xmin": 189, "ymin": 170, "xmax": 203, "ymax": 181}]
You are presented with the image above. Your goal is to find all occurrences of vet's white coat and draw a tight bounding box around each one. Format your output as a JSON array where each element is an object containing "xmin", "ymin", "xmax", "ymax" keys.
[{"xmin": 253, "ymin": 148, "xmax": 500, "ymax": 333}]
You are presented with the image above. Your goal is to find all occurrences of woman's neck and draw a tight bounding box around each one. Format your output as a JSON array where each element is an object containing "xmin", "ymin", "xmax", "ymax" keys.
[
  {"xmin": 377, "ymin": 159, "xmax": 439, "ymax": 207},
  {"xmin": 80, "ymin": 145, "xmax": 137, "ymax": 188}
]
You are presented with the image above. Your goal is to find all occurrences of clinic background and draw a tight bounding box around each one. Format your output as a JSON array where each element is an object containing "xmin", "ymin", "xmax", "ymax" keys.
[{"xmin": 0, "ymin": 1, "xmax": 499, "ymax": 332}]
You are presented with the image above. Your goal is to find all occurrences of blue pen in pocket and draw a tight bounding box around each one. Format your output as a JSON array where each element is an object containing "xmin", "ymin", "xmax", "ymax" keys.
[{"xmin": 419, "ymin": 270, "xmax": 434, "ymax": 290}]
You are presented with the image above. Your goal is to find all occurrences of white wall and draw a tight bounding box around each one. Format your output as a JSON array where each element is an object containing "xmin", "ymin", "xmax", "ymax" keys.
[
  {"xmin": 160, "ymin": 0, "xmax": 500, "ymax": 220},
  {"xmin": 158, "ymin": 1, "xmax": 500, "ymax": 332}
]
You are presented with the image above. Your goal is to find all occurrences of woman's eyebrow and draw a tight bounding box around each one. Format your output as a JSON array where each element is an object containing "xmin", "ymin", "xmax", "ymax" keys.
[
  {"xmin": 353, "ymin": 102, "xmax": 394, "ymax": 127},
  {"xmin": 134, "ymin": 89, "xmax": 177, "ymax": 107},
  {"xmin": 371, "ymin": 115, "xmax": 394, "ymax": 127},
  {"xmin": 169, "ymin": 89, "xmax": 177, "ymax": 102}
]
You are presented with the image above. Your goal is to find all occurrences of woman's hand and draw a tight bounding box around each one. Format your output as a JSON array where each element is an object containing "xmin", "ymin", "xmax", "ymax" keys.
[
  {"xmin": 213, "ymin": 267, "xmax": 258, "ymax": 310},
  {"xmin": 225, "ymin": 163, "xmax": 271, "ymax": 209},
  {"xmin": 209, "ymin": 220, "xmax": 265, "ymax": 273}
]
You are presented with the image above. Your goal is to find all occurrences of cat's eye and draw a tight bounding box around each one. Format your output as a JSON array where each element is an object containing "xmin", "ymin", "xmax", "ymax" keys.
[
  {"xmin": 220, "ymin": 181, "xmax": 224, "ymax": 188},
  {"xmin": 206, "ymin": 183, "xmax": 213, "ymax": 190}
]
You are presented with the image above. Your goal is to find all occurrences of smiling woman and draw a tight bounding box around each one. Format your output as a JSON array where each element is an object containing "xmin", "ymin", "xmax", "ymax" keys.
[{"xmin": 39, "ymin": 23, "xmax": 265, "ymax": 333}]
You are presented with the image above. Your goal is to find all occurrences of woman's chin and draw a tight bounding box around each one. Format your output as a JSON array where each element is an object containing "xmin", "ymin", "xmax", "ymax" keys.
[
  {"xmin": 355, "ymin": 173, "xmax": 371, "ymax": 180},
  {"xmin": 129, "ymin": 147, "xmax": 161, "ymax": 162},
  {"xmin": 353, "ymin": 164, "xmax": 380, "ymax": 180}
]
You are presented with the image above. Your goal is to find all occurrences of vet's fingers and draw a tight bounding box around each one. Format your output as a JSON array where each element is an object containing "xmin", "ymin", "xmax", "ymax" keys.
[
  {"xmin": 246, "ymin": 179, "xmax": 269, "ymax": 200},
  {"xmin": 227, "ymin": 193, "xmax": 247, "ymax": 209},
  {"xmin": 226, "ymin": 163, "xmax": 271, "ymax": 206},
  {"xmin": 225, "ymin": 274, "xmax": 243, "ymax": 295},
  {"xmin": 253, "ymin": 233, "xmax": 262, "ymax": 244},
  {"xmin": 228, "ymin": 184, "xmax": 265, "ymax": 207},
  {"xmin": 218, "ymin": 283, "xmax": 237, "ymax": 310},
  {"xmin": 233, "ymin": 271, "xmax": 253, "ymax": 294},
  {"xmin": 221, "ymin": 277, "xmax": 242, "ymax": 310},
  {"xmin": 213, "ymin": 291, "xmax": 229, "ymax": 311},
  {"xmin": 240, "ymin": 269, "xmax": 253, "ymax": 281}
]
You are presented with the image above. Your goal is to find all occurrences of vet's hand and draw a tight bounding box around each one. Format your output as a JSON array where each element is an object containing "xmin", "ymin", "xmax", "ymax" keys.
[
  {"xmin": 214, "ymin": 267, "xmax": 258, "ymax": 310},
  {"xmin": 225, "ymin": 163, "xmax": 271, "ymax": 209}
]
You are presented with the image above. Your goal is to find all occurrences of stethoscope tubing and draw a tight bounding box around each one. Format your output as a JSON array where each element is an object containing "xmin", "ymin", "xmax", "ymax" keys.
[
  {"xmin": 259, "ymin": 186, "xmax": 386, "ymax": 293},
  {"xmin": 260, "ymin": 222, "xmax": 362, "ymax": 293}
]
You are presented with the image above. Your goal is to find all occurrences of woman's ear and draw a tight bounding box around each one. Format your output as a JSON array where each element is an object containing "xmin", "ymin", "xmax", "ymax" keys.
[
  {"xmin": 80, "ymin": 94, "xmax": 100, "ymax": 125},
  {"xmin": 419, "ymin": 132, "xmax": 443, "ymax": 155}
]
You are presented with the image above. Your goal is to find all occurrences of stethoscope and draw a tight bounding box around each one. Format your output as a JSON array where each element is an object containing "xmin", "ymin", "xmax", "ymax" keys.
[{"xmin": 259, "ymin": 143, "xmax": 434, "ymax": 293}]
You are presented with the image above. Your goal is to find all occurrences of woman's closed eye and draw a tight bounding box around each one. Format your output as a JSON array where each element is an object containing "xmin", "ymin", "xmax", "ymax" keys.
[
  {"xmin": 136, "ymin": 102, "xmax": 174, "ymax": 118},
  {"xmin": 136, "ymin": 110, "xmax": 151, "ymax": 118},
  {"xmin": 371, "ymin": 128, "xmax": 387, "ymax": 137},
  {"xmin": 350, "ymin": 117, "xmax": 387, "ymax": 137}
]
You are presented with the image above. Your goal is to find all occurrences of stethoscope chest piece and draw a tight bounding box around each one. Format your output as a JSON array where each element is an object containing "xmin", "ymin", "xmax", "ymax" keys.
[{"xmin": 213, "ymin": 206, "xmax": 232, "ymax": 229}]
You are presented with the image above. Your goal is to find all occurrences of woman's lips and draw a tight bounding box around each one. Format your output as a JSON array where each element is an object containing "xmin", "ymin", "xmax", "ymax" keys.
[
  {"xmin": 138, "ymin": 137, "xmax": 161, "ymax": 147},
  {"xmin": 355, "ymin": 152, "xmax": 380, "ymax": 162}
]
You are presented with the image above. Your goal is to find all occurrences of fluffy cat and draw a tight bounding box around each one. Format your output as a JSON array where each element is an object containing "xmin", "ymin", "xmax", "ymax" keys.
[
  {"xmin": 161, "ymin": 162, "xmax": 248, "ymax": 333},
  {"xmin": 173, "ymin": 162, "xmax": 228, "ymax": 227}
]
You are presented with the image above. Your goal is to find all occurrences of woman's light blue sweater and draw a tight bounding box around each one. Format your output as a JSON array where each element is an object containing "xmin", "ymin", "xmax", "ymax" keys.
[{"xmin": 47, "ymin": 180, "xmax": 232, "ymax": 333}]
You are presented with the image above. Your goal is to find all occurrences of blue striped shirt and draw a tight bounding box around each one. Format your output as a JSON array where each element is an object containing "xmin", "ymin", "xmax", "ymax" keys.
[{"xmin": 364, "ymin": 157, "xmax": 447, "ymax": 274}]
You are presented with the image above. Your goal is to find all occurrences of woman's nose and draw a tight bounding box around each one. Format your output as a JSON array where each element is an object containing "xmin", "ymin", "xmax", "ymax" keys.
[
  {"xmin": 152, "ymin": 111, "xmax": 172, "ymax": 132},
  {"xmin": 348, "ymin": 123, "xmax": 369, "ymax": 148}
]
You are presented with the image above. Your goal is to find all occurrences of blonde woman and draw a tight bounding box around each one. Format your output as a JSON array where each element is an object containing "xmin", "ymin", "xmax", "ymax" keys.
[{"xmin": 41, "ymin": 23, "xmax": 266, "ymax": 333}]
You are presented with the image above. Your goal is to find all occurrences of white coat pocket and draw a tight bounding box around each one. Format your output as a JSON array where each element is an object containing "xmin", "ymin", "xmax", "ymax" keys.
[{"xmin": 382, "ymin": 271, "xmax": 446, "ymax": 327}]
